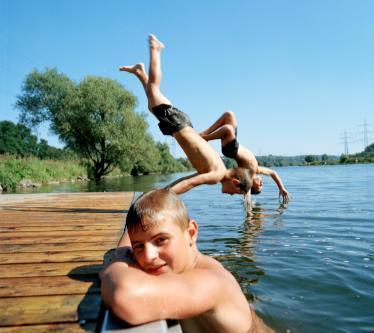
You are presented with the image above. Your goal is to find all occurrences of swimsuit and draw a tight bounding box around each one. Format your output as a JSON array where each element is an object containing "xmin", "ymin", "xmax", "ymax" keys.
[
  {"xmin": 152, "ymin": 104, "xmax": 193, "ymax": 136},
  {"xmin": 221, "ymin": 127, "xmax": 239, "ymax": 158}
]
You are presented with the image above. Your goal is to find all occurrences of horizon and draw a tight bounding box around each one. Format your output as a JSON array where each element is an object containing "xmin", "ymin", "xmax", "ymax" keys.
[{"xmin": 1, "ymin": 0, "xmax": 373, "ymax": 157}]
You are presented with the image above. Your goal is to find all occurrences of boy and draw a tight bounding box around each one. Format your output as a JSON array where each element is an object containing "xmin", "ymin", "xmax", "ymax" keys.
[
  {"xmin": 119, "ymin": 34, "xmax": 251, "ymax": 196},
  {"xmin": 200, "ymin": 111, "xmax": 290, "ymax": 203},
  {"xmin": 100, "ymin": 189, "xmax": 274, "ymax": 333}
]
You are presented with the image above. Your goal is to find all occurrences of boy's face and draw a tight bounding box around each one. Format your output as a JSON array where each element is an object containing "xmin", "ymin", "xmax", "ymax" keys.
[
  {"xmin": 252, "ymin": 176, "xmax": 263, "ymax": 193},
  {"xmin": 221, "ymin": 178, "xmax": 243, "ymax": 195},
  {"xmin": 129, "ymin": 215, "xmax": 196, "ymax": 275}
]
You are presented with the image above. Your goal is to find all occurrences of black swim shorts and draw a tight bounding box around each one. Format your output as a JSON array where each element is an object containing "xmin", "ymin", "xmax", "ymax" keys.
[
  {"xmin": 221, "ymin": 127, "xmax": 239, "ymax": 158},
  {"xmin": 152, "ymin": 104, "xmax": 193, "ymax": 136},
  {"xmin": 222, "ymin": 138, "xmax": 239, "ymax": 158}
]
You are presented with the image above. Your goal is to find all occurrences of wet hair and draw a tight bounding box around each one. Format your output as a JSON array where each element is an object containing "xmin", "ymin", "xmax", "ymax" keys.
[
  {"xmin": 251, "ymin": 187, "xmax": 262, "ymax": 195},
  {"xmin": 126, "ymin": 188, "xmax": 190, "ymax": 234},
  {"xmin": 231, "ymin": 167, "xmax": 253, "ymax": 193}
]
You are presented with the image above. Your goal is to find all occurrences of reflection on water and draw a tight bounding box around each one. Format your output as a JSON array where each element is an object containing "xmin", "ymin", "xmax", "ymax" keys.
[{"xmin": 4, "ymin": 165, "xmax": 374, "ymax": 333}]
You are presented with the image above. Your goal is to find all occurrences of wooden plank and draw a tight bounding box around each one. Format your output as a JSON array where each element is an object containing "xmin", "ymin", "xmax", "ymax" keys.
[
  {"xmin": 0, "ymin": 230, "xmax": 121, "ymax": 239},
  {"xmin": 0, "ymin": 250, "xmax": 110, "ymax": 264},
  {"xmin": 0, "ymin": 276, "xmax": 100, "ymax": 297},
  {"xmin": 0, "ymin": 220, "xmax": 123, "ymax": 226},
  {"xmin": 0, "ymin": 242, "xmax": 117, "ymax": 254},
  {"xmin": 0, "ymin": 294, "xmax": 101, "ymax": 326},
  {"xmin": 0, "ymin": 262, "xmax": 103, "ymax": 278},
  {"xmin": 0, "ymin": 322, "xmax": 97, "ymax": 333},
  {"xmin": 0, "ymin": 191, "xmax": 134, "ymax": 331},
  {"xmin": 0, "ymin": 225, "xmax": 121, "ymax": 232},
  {"xmin": 0, "ymin": 235, "xmax": 120, "ymax": 245}
]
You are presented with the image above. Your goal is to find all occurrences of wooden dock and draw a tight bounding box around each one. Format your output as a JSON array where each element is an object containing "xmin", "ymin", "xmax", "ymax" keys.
[{"xmin": 0, "ymin": 192, "xmax": 134, "ymax": 332}]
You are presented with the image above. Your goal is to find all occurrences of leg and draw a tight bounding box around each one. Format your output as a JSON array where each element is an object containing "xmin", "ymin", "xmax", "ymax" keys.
[
  {"xmin": 119, "ymin": 35, "xmax": 170, "ymax": 110},
  {"xmin": 119, "ymin": 63, "xmax": 148, "ymax": 91},
  {"xmin": 146, "ymin": 34, "xmax": 171, "ymax": 109},
  {"xmin": 120, "ymin": 63, "xmax": 153, "ymax": 110},
  {"xmin": 203, "ymin": 124, "xmax": 236, "ymax": 146},
  {"xmin": 200, "ymin": 111, "xmax": 238, "ymax": 137}
]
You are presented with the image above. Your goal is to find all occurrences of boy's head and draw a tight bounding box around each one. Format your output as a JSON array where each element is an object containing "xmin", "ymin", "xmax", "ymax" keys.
[
  {"xmin": 126, "ymin": 188, "xmax": 190, "ymax": 233},
  {"xmin": 126, "ymin": 189, "xmax": 198, "ymax": 275},
  {"xmin": 221, "ymin": 167, "xmax": 253, "ymax": 195},
  {"xmin": 250, "ymin": 175, "xmax": 263, "ymax": 195}
]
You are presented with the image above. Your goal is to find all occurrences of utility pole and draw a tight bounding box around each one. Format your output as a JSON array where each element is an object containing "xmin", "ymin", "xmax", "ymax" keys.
[
  {"xmin": 339, "ymin": 129, "xmax": 353, "ymax": 155},
  {"xmin": 171, "ymin": 139, "xmax": 176, "ymax": 158},
  {"xmin": 167, "ymin": 137, "xmax": 176, "ymax": 158},
  {"xmin": 358, "ymin": 119, "xmax": 372, "ymax": 150}
]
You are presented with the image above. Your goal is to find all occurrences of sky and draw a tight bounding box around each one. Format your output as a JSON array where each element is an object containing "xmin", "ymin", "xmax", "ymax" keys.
[{"xmin": 1, "ymin": 0, "xmax": 373, "ymax": 157}]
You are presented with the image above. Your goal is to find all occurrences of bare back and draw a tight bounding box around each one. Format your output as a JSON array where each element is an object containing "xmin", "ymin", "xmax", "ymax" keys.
[{"xmin": 235, "ymin": 144, "xmax": 258, "ymax": 175}]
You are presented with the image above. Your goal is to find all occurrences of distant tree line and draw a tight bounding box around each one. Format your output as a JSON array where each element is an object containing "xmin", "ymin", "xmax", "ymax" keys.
[
  {"xmin": 339, "ymin": 143, "xmax": 374, "ymax": 164},
  {"xmin": 222, "ymin": 151, "xmax": 374, "ymax": 169},
  {"xmin": 0, "ymin": 120, "xmax": 74, "ymax": 159},
  {"xmin": 13, "ymin": 68, "xmax": 191, "ymax": 180}
]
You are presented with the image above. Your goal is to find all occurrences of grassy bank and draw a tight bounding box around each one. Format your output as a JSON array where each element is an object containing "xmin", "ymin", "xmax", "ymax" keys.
[{"xmin": 0, "ymin": 155, "xmax": 87, "ymax": 191}]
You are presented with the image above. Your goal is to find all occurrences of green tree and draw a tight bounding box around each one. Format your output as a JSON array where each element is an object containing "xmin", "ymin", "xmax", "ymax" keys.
[
  {"xmin": 304, "ymin": 155, "xmax": 316, "ymax": 164},
  {"xmin": 0, "ymin": 120, "xmax": 38, "ymax": 156},
  {"xmin": 155, "ymin": 142, "xmax": 186, "ymax": 173},
  {"xmin": 363, "ymin": 143, "xmax": 374, "ymax": 155},
  {"xmin": 16, "ymin": 68, "xmax": 149, "ymax": 180},
  {"xmin": 222, "ymin": 157, "xmax": 238, "ymax": 169}
]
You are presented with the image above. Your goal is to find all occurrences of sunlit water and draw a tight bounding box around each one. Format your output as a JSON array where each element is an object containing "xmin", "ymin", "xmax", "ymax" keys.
[{"xmin": 4, "ymin": 164, "xmax": 374, "ymax": 332}]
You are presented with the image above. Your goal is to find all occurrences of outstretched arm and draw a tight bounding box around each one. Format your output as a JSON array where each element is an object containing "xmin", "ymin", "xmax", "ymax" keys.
[
  {"xmin": 164, "ymin": 172, "xmax": 219, "ymax": 195},
  {"xmin": 257, "ymin": 166, "xmax": 290, "ymax": 203}
]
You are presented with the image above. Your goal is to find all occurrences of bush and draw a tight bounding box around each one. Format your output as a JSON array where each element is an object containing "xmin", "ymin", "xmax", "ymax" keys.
[{"xmin": 0, "ymin": 155, "xmax": 86, "ymax": 190}]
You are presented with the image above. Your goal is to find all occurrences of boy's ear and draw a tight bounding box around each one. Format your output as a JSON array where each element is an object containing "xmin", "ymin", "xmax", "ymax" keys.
[
  {"xmin": 187, "ymin": 219, "xmax": 198, "ymax": 245},
  {"xmin": 231, "ymin": 178, "xmax": 240, "ymax": 185}
]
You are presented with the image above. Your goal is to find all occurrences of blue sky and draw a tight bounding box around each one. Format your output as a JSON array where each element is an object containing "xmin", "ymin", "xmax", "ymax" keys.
[{"xmin": 1, "ymin": 0, "xmax": 373, "ymax": 156}]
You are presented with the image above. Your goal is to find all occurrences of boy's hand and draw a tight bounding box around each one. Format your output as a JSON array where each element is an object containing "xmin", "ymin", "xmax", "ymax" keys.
[
  {"xmin": 279, "ymin": 189, "xmax": 290, "ymax": 204},
  {"xmin": 103, "ymin": 246, "xmax": 137, "ymax": 269}
]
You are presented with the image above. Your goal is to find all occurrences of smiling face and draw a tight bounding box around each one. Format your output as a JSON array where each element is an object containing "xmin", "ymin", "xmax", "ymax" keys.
[{"xmin": 129, "ymin": 215, "xmax": 197, "ymax": 275}]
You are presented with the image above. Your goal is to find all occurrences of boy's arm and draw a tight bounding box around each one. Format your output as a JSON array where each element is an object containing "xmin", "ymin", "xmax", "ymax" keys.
[
  {"xmin": 100, "ymin": 262, "xmax": 223, "ymax": 325},
  {"xmin": 165, "ymin": 172, "xmax": 220, "ymax": 195},
  {"xmin": 257, "ymin": 166, "xmax": 290, "ymax": 203}
]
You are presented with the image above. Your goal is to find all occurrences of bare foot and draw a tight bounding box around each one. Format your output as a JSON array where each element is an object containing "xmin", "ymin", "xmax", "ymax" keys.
[
  {"xmin": 149, "ymin": 34, "xmax": 164, "ymax": 51},
  {"xmin": 119, "ymin": 63, "xmax": 146, "ymax": 76}
]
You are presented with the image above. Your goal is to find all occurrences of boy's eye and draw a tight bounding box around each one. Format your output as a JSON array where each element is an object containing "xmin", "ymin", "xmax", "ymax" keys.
[
  {"xmin": 156, "ymin": 237, "xmax": 168, "ymax": 245},
  {"xmin": 132, "ymin": 244, "xmax": 144, "ymax": 252}
]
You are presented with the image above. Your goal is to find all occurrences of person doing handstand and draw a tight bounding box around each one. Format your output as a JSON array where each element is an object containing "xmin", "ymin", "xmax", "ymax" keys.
[
  {"xmin": 200, "ymin": 111, "xmax": 290, "ymax": 203},
  {"xmin": 101, "ymin": 189, "xmax": 274, "ymax": 333},
  {"xmin": 119, "ymin": 34, "xmax": 251, "ymax": 196}
]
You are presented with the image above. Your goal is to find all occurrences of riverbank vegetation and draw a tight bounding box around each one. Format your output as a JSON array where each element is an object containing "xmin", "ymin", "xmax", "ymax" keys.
[
  {"xmin": 223, "ymin": 143, "xmax": 374, "ymax": 169},
  {"xmin": 0, "ymin": 155, "xmax": 86, "ymax": 191}
]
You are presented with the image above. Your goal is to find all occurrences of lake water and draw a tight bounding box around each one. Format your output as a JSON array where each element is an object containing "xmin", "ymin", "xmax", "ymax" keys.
[{"xmin": 4, "ymin": 164, "xmax": 374, "ymax": 333}]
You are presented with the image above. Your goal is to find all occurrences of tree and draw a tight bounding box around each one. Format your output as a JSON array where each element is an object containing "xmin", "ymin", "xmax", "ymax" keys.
[
  {"xmin": 304, "ymin": 155, "xmax": 316, "ymax": 164},
  {"xmin": 0, "ymin": 120, "xmax": 38, "ymax": 156},
  {"xmin": 363, "ymin": 143, "xmax": 374, "ymax": 155},
  {"xmin": 16, "ymin": 68, "xmax": 149, "ymax": 180}
]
